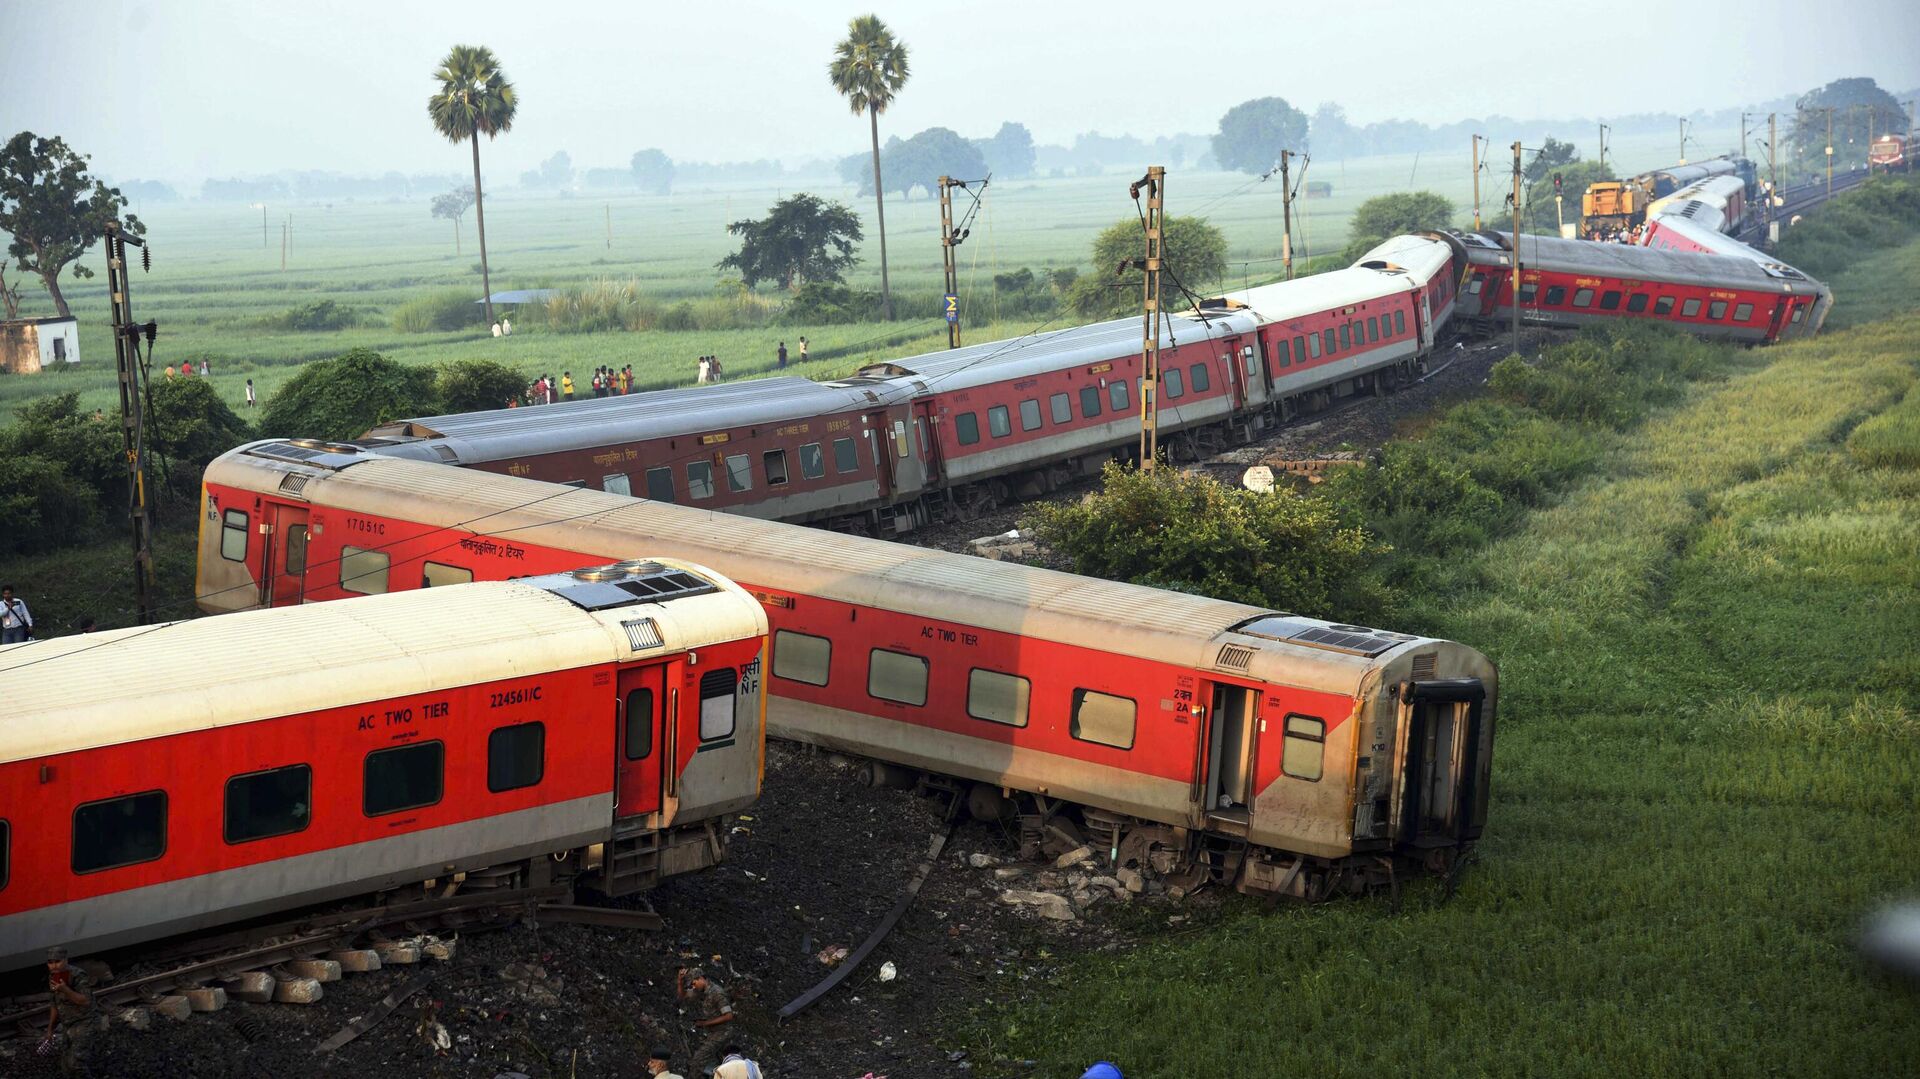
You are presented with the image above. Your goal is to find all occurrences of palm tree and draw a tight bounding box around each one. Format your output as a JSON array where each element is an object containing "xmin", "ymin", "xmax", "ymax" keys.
[
  {"xmin": 428, "ymin": 45, "xmax": 517, "ymax": 328},
  {"xmin": 828, "ymin": 15, "xmax": 910, "ymax": 322}
]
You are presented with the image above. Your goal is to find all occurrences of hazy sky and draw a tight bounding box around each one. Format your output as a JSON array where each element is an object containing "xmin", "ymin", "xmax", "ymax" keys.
[{"xmin": 5, "ymin": 0, "xmax": 1917, "ymax": 184}]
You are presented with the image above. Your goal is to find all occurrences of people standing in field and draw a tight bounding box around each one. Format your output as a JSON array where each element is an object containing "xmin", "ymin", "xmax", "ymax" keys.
[
  {"xmin": 1, "ymin": 584, "xmax": 33, "ymax": 644},
  {"xmin": 562, "ymin": 371, "xmax": 575, "ymax": 400},
  {"xmin": 709, "ymin": 355, "xmax": 723, "ymax": 380},
  {"xmin": 501, "ymin": 316, "xmax": 513, "ymax": 336},
  {"xmin": 245, "ymin": 379, "xmax": 256, "ymax": 407},
  {"xmin": 164, "ymin": 364, "xmax": 175, "ymax": 380},
  {"xmin": 776, "ymin": 341, "xmax": 788, "ymax": 369},
  {"xmin": 491, "ymin": 322, "xmax": 503, "ymax": 337},
  {"xmin": 798, "ymin": 336, "xmax": 808, "ymax": 363},
  {"xmin": 619, "ymin": 365, "xmax": 632, "ymax": 394},
  {"xmin": 697, "ymin": 356, "xmax": 711, "ymax": 384},
  {"xmin": 592, "ymin": 369, "xmax": 604, "ymax": 398},
  {"xmin": 200, "ymin": 358, "xmax": 212, "ymax": 377}
]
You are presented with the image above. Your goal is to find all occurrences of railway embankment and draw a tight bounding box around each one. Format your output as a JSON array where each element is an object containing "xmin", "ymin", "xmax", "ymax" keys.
[{"xmin": 971, "ymin": 293, "xmax": 1920, "ymax": 1075}]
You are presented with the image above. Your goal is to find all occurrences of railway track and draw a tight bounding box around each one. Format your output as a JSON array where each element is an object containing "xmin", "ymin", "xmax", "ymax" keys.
[{"xmin": 1735, "ymin": 169, "xmax": 1870, "ymax": 246}]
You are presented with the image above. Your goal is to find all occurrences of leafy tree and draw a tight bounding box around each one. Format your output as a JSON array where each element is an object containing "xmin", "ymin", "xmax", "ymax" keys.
[
  {"xmin": 431, "ymin": 185, "xmax": 475, "ymax": 253},
  {"xmin": 828, "ymin": 14, "xmax": 910, "ymax": 321},
  {"xmin": 438, "ymin": 357, "xmax": 527, "ymax": 412},
  {"xmin": 1030, "ymin": 462, "xmax": 1378, "ymax": 619},
  {"xmin": 630, "ymin": 148, "xmax": 675, "ymax": 195},
  {"xmin": 1524, "ymin": 137, "xmax": 1580, "ymax": 185},
  {"xmin": 0, "ymin": 131, "xmax": 144, "ymax": 317},
  {"xmin": 258, "ymin": 348, "xmax": 440, "ymax": 441},
  {"xmin": 1068, "ymin": 215, "xmax": 1228, "ymax": 319},
  {"xmin": 148, "ymin": 378, "xmax": 254, "ymax": 488},
  {"xmin": 976, "ymin": 122, "xmax": 1035, "ymax": 178},
  {"xmin": 1525, "ymin": 159, "xmax": 1612, "ymax": 234},
  {"xmin": 0, "ymin": 392, "xmax": 123, "ymax": 500},
  {"xmin": 428, "ymin": 45, "xmax": 518, "ymax": 327},
  {"xmin": 1211, "ymin": 97, "xmax": 1309, "ymax": 175},
  {"xmin": 1792, "ymin": 77, "xmax": 1909, "ymax": 172},
  {"xmin": 1310, "ymin": 103, "xmax": 1353, "ymax": 158},
  {"xmin": 1341, "ymin": 191, "xmax": 1455, "ymax": 261},
  {"xmin": 520, "ymin": 150, "xmax": 572, "ymax": 190},
  {"xmin": 717, "ymin": 193, "xmax": 863, "ymax": 291},
  {"xmin": 0, "ymin": 454, "xmax": 97, "ymax": 557},
  {"xmin": 882, "ymin": 127, "xmax": 989, "ymax": 198}
]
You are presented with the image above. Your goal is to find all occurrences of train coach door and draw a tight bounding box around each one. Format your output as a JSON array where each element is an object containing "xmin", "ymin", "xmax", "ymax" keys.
[
  {"xmin": 1765, "ymin": 297, "xmax": 1790, "ymax": 341},
  {"xmin": 864, "ymin": 410, "xmax": 896, "ymax": 499},
  {"xmin": 913, "ymin": 398, "xmax": 944, "ymax": 485},
  {"xmin": 615, "ymin": 663, "xmax": 669, "ymax": 820},
  {"xmin": 261, "ymin": 503, "xmax": 310, "ymax": 607},
  {"xmin": 1201, "ymin": 684, "xmax": 1256, "ymax": 823}
]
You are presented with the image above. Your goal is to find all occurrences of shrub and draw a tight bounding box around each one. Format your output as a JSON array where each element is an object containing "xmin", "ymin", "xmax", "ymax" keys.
[
  {"xmin": 0, "ymin": 454, "xmax": 98, "ymax": 556},
  {"xmin": 267, "ymin": 299, "xmax": 357, "ymax": 331},
  {"xmin": 786, "ymin": 282, "xmax": 882, "ymax": 325},
  {"xmin": 438, "ymin": 358, "xmax": 528, "ymax": 413},
  {"xmin": 0, "ymin": 392, "xmax": 125, "ymax": 500},
  {"xmin": 535, "ymin": 278, "xmax": 660, "ymax": 333},
  {"xmin": 258, "ymin": 347, "xmax": 440, "ymax": 440},
  {"xmin": 392, "ymin": 289, "xmax": 485, "ymax": 333},
  {"xmin": 148, "ymin": 378, "xmax": 255, "ymax": 483},
  {"xmin": 1775, "ymin": 175, "xmax": 1920, "ymax": 280}
]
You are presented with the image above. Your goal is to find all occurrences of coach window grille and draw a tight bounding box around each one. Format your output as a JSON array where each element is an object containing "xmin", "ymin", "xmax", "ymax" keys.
[
  {"xmin": 1681, "ymin": 298, "xmax": 1702, "ymax": 317},
  {"xmin": 364, "ymin": 742, "xmax": 444, "ymax": 816},
  {"xmin": 1545, "ymin": 286, "xmax": 1567, "ymax": 306},
  {"xmin": 220, "ymin": 509, "xmax": 249, "ymax": 561},
  {"xmin": 422, "ymin": 561, "xmax": 473, "ymax": 589},
  {"xmin": 1019, "ymin": 399, "xmax": 1043, "ymax": 431},
  {"xmin": 73, "ymin": 790, "xmax": 167, "ymax": 873},
  {"xmin": 967, "ymin": 668, "xmax": 1031, "ymax": 727},
  {"xmin": 1108, "ymin": 379, "xmax": 1129, "ymax": 413},
  {"xmin": 1163, "ymin": 367, "xmax": 1184, "ymax": 399},
  {"xmin": 988, "ymin": 405, "xmax": 1012, "ymax": 438},
  {"xmin": 832, "ymin": 437, "xmax": 859, "ymax": 474},
  {"xmin": 798, "ymin": 443, "xmax": 826, "ymax": 481},
  {"xmin": 764, "ymin": 449, "xmax": 789, "ymax": 487},
  {"xmin": 1050, "ymin": 392, "xmax": 1072, "ymax": 424},
  {"xmin": 1281, "ymin": 714, "xmax": 1325, "ymax": 781},
  {"xmin": 1189, "ymin": 363, "xmax": 1210, "ymax": 393},
  {"xmin": 699, "ymin": 667, "xmax": 739, "ymax": 740},
  {"xmin": 1708, "ymin": 301, "xmax": 1728, "ymax": 320},
  {"xmin": 773, "ymin": 629, "xmax": 831, "ymax": 686},
  {"xmin": 624, "ymin": 690, "xmax": 655, "ymax": 759},
  {"xmin": 1079, "ymin": 385, "xmax": 1102, "ymax": 419},
  {"xmin": 725, "ymin": 454, "xmax": 753, "ymax": 493},
  {"xmin": 224, "ymin": 765, "xmax": 312, "ymax": 843},
  {"xmin": 1733, "ymin": 303, "xmax": 1753, "ymax": 322},
  {"xmin": 868, "ymin": 648, "xmax": 929, "ymax": 706},
  {"xmin": 488, "ymin": 723, "xmax": 546, "ymax": 792},
  {"xmin": 1599, "ymin": 290, "xmax": 1622, "ymax": 311},
  {"xmin": 955, "ymin": 412, "xmax": 981, "ymax": 445},
  {"xmin": 1627, "ymin": 293, "xmax": 1651, "ymax": 313},
  {"xmin": 340, "ymin": 546, "xmax": 390, "ymax": 595},
  {"xmin": 646, "ymin": 466, "xmax": 677, "ymax": 501},
  {"xmin": 1070, "ymin": 689, "xmax": 1136, "ymax": 750}
]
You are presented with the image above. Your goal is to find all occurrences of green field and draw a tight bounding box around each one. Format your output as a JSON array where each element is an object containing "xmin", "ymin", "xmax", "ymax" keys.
[
  {"xmin": 980, "ymin": 296, "xmax": 1920, "ymax": 1075},
  {"xmin": 0, "ymin": 129, "xmax": 1737, "ymax": 424}
]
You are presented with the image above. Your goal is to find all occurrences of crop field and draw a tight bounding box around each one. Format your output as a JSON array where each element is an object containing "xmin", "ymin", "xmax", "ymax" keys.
[
  {"xmin": 981, "ymin": 294, "xmax": 1920, "ymax": 1075},
  {"xmin": 0, "ymin": 129, "xmax": 1733, "ymax": 424}
]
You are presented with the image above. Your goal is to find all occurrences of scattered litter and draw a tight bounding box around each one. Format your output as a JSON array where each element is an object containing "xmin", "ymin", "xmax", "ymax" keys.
[
  {"xmin": 877, "ymin": 961, "xmax": 897, "ymax": 982},
  {"xmin": 815, "ymin": 945, "xmax": 850, "ymax": 967}
]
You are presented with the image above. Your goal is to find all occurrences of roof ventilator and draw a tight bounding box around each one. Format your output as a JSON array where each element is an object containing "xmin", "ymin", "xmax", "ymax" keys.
[
  {"xmin": 1215, "ymin": 644, "xmax": 1256, "ymax": 671},
  {"xmin": 623, "ymin": 617, "xmax": 664, "ymax": 651}
]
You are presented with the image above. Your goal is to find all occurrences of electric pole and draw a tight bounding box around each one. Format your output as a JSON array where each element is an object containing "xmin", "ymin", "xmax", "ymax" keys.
[
  {"xmin": 104, "ymin": 222, "xmax": 157, "ymax": 626},
  {"xmin": 1279, "ymin": 151, "xmax": 1298, "ymax": 279},
  {"xmin": 1598, "ymin": 122, "xmax": 1610, "ymax": 174},
  {"xmin": 1471, "ymin": 135, "xmax": 1484, "ymax": 230},
  {"xmin": 1132, "ymin": 166, "xmax": 1165, "ymax": 472},
  {"xmin": 260, "ymin": 203, "xmax": 268, "ymax": 249},
  {"xmin": 606, "ymin": 203, "xmax": 612, "ymax": 249},
  {"xmin": 1741, "ymin": 113, "xmax": 1750, "ymax": 162},
  {"xmin": 1679, "ymin": 118, "xmax": 1691, "ymax": 165},
  {"xmin": 1909, "ymin": 101, "xmax": 1917, "ymax": 173},
  {"xmin": 1510, "ymin": 141, "xmax": 1523, "ymax": 359},
  {"xmin": 936, "ymin": 175, "xmax": 987, "ymax": 349},
  {"xmin": 1826, "ymin": 107, "xmax": 1836, "ymax": 197},
  {"xmin": 1768, "ymin": 112, "xmax": 1780, "ymax": 240}
]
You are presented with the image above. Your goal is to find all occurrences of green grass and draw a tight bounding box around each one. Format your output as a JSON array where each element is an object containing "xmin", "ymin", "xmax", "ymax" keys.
[
  {"xmin": 1822, "ymin": 221, "xmax": 1920, "ymax": 330},
  {"xmin": 0, "ymin": 129, "xmax": 1734, "ymax": 426},
  {"xmin": 973, "ymin": 308, "xmax": 1920, "ymax": 1075}
]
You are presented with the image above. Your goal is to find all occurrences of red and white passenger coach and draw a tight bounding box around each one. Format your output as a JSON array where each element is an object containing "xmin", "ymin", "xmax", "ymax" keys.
[
  {"xmin": 197, "ymin": 442, "xmax": 1498, "ymax": 901},
  {"xmin": 1, "ymin": 563, "xmax": 766, "ymax": 971}
]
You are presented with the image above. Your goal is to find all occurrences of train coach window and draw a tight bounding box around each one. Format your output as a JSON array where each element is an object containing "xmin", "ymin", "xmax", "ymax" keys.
[
  {"xmin": 1019, "ymin": 399, "xmax": 1043, "ymax": 431},
  {"xmin": 764, "ymin": 449, "xmax": 789, "ymax": 487},
  {"xmin": 73, "ymin": 790, "xmax": 167, "ymax": 873},
  {"xmin": 687, "ymin": 461, "xmax": 715, "ymax": 500},
  {"xmin": 833, "ymin": 437, "xmax": 859, "ymax": 474},
  {"xmin": 220, "ymin": 509, "xmax": 249, "ymax": 562},
  {"xmin": 988, "ymin": 405, "xmax": 1012, "ymax": 438},
  {"xmin": 1070, "ymin": 689, "xmax": 1136, "ymax": 750},
  {"xmin": 1572, "ymin": 288, "xmax": 1595, "ymax": 308},
  {"xmin": 1189, "ymin": 363, "xmax": 1211, "ymax": 393},
  {"xmin": 1733, "ymin": 303, "xmax": 1753, "ymax": 322},
  {"xmin": 1599, "ymin": 290, "xmax": 1622, "ymax": 311},
  {"xmin": 1518, "ymin": 283, "xmax": 1537, "ymax": 305},
  {"xmin": 1367, "ymin": 317, "xmax": 1380, "ymax": 343},
  {"xmin": 225, "ymin": 764, "xmax": 312, "ymax": 843},
  {"xmin": 488, "ymin": 723, "xmax": 546, "ymax": 793},
  {"xmin": 868, "ymin": 648, "xmax": 929, "ymax": 707},
  {"xmin": 1050, "ymin": 392, "xmax": 1072, "ymax": 424},
  {"xmin": 602, "ymin": 473, "xmax": 632, "ymax": 496},
  {"xmin": 1544, "ymin": 286, "xmax": 1566, "ymax": 306},
  {"xmin": 286, "ymin": 525, "xmax": 309, "ymax": 576},
  {"xmin": 1307, "ymin": 333, "xmax": 1321, "ymax": 359},
  {"xmin": 1681, "ymin": 298, "xmax": 1702, "ymax": 317},
  {"xmin": 1708, "ymin": 301, "xmax": 1728, "ymax": 321},
  {"xmin": 624, "ymin": 690, "xmax": 654, "ymax": 759},
  {"xmin": 1627, "ymin": 293, "xmax": 1650, "ymax": 313},
  {"xmin": 967, "ymin": 668, "xmax": 1031, "ymax": 728},
  {"xmin": 1079, "ymin": 385, "xmax": 1102, "ymax": 419},
  {"xmin": 1275, "ymin": 338, "xmax": 1292, "ymax": 368},
  {"xmin": 1163, "ymin": 367, "xmax": 1184, "ymax": 400},
  {"xmin": 1339, "ymin": 324, "xmax": 1352, "ymax": 352},
  {"xmin": 364, "ymin": 742, "xmax": 444, "ymax": 816},
  {"xmin": 1465, "ymin": 277, "xmax": 1483, "ymax": 295},
  {"xmin": 646, "ymin": 466, "xmax": 678, "ymax": 501},
  {"xmin": 1790, "ymin": 305, "xmax": 1807, "ymax": 324},
  {"xmin": 340, "ymin": 546, "xmax": 390, "ymax": 595},
  {"xmin": 773, "ymin": 629, "xmax": 832, "ymax": 686},
  {"xmin": 1322, "ymin": 328, "xmax": 1337, "ymax": 355},
  {"xmin": 955, "ymin": 412, "xmax": 981, "ymax": 445},
  {"xmin": 700, "ymin": 667, "xmax": 739, "ymax": 740},
  {"xmin": 725, "ymin": 454, "xmax": 753, "ymax": 493},
  {"xmin": 1655, "ymin": 296, "xmax": 1676, "ymax": 316},
  {"xmin": 786, "ymin": 443, "xmax": 819, "ymax": 482},
  {"xmin": 1281, "ymin": 715, "xmax": 1325, "ymax": 781},
  {"xmin": 1394, "ymin": 311, "xmax": 1406, "ymax": 336},
  {"xmin": 1108, "ymin": 379, "xmax": 1129, "ymax": 412},
  {"xmin": 421, "ymin": 561, "xmax": 473, "ymax": 589}
]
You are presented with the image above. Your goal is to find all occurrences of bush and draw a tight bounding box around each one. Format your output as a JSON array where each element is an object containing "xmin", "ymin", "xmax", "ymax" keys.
[
  {"xmin": 148, "ymin": 378, "xmax": 255, "ymax": 484},
  {"xmin": 392, "ymin": 289, "xmax": 485, "ymax": 333},
  {"xmin": 1775, "ymin": 175, "xmax": 1920, "ymax": 280},
  {"xmin": 0, "ymin": 454, "xmax": 98, "ymax": 556},
  {"xmin": 0, "ymin": 392, "xmax": 125, "ymax": 500},
  {"xmin": 535, "ymin": 278, "xmax": 659, "ymax": 333},
  {"xmin": 1030, "ymin": 462, "xmax": 1380, "ymax": 619},
  {"xmin": 786, "ymin": 282, "xmax": 883, "ymax": 325},
  {"xmin": 267, "ymin": 299, "xmax": 357, "ymax": 331},
  {"xmin": 438, "ymin": 358, "xmax": 528, "ymax": 413},
  {"xmin": 258, "ymin": 347, "xmax": 440, "ymax": 440}
]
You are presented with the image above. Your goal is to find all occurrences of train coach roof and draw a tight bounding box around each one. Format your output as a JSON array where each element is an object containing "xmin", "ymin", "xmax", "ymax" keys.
[
  {"xmin": 1219, "ymin": 263, "xmax": 1427, "ymax": 327},
  {"xmin": 1443, "ymin": 229, "xmax": 1811, "ymax": 292},
  {"xmin": 853, "ymin": 308, "xmax": 1262, "ymax": 391},
  {"xmin": 360, "ymin": 376, "xmax": 896, "ymax": 464},
  {"xmin": 0, "ymin": 574, "xmax": 756, "ymax": 764},
  {"xmin": 209, "ymin": 450, "xmax": 1418, "ymax": 693}
]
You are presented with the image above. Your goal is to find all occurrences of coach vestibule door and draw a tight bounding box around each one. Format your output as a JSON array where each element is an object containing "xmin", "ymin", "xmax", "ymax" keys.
[
  {"xmin": 1202, "ymin": 684, "xmax": 1256, "ymax": 819},
  {"xmin": 865, "ymin": 410, "xmax": 895, "ymax": 499},
  {"xmin": 263, "ymin": 503, "xmax": 310, "ymax": 607},
  {"xmin": 615, "ymin": 663, "xmax": 669, "ymax": 819},
  {"xmin": 1765, "ymin": 296, "xmax": 1790, "ymax": 342}
]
